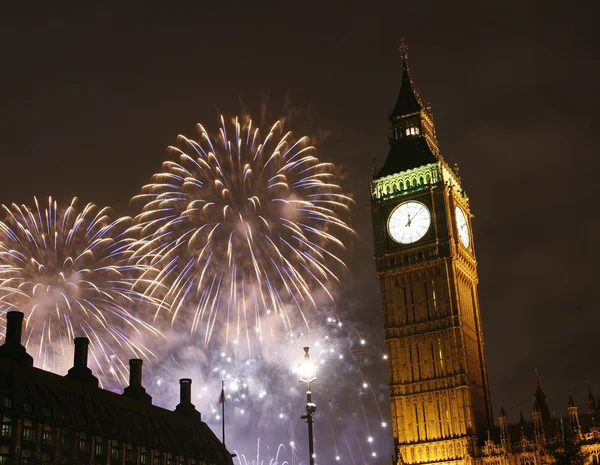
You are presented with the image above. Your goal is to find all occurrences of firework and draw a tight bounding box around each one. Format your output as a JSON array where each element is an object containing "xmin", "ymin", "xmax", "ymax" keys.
[
  {"xmin": 0, "ymin": 197, "xmax": 160, "ymax": 381},
  {"xmin": 129, "ymin": 116, "xmax": 354, "ymax": 350},
  {"xmin": 145, "ymin": 312, "xmax": 390, "ymax": 465}
]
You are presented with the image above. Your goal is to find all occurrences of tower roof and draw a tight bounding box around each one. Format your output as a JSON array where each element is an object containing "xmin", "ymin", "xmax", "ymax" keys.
[
  {"xmin": 375, "ymin": 41, "xmax": 440, "ymax": 179},
  {"xmin": 376, "ymin": 137, "xmax": 438, "ymax": 178},
  {"xmin": 390, "ymin": 40, "xmax": 423, "ymax": 118}
]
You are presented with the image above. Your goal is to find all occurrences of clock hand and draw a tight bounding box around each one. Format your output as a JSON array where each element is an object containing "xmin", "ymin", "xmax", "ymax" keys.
[{"xmin": 405, "ymin": 214, "xmax": 412, "ymax": 227}]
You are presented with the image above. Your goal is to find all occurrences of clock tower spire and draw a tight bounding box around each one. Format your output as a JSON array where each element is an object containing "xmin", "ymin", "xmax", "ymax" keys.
[{"xmin": 371, "ymin": 44, "xmax": 493, "ymax": 465}]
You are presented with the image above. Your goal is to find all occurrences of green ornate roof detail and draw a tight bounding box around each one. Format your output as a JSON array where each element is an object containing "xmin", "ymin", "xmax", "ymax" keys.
[{"xmin": 370, "ymin": 161, "xmax": 464, "ymax": 201}]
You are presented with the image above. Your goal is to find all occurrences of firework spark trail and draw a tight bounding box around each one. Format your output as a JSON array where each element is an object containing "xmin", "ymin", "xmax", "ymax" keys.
[
  {"xmin": 128, "ymin": 116, "xmax": 354, "ymax": 352},
  {"xmin": 0, "ymin": 196, "xmax": 162, "ymax": 381},
  {"xmin": 145, "ymin": 313, "xmax": 390, "ymax": 465}
]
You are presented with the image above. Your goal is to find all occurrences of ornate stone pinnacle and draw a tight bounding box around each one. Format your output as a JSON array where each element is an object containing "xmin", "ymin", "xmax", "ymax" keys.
[{"xmin": 398, "ymin": 38, "xmax": 408, "ymax": 60}]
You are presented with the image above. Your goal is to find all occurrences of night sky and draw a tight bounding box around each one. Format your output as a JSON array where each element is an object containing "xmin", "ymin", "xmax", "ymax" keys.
[{"xmin": 2, "ymin": 0, "xmax": 599, "ymax": 429}]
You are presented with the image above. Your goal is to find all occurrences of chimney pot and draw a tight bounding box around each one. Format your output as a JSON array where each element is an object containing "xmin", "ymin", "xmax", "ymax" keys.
[
  {"xmin": 129, "ymin": 359, "xmax": 143, "ymax": 387},
  {"xmin": 5, "ymin": 311, "xmax": 24, "ymax": 346},
  {"xmin": 180, "ymin": 378, "xmax": 192, "ymax": 404},
  {"xmin": 73, "ymin": 337, "xmax": 89, "ymax": 368}
]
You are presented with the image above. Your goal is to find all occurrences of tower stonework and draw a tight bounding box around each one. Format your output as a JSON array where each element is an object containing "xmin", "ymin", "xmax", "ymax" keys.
[{"xmin": 370, "ymin": 48, "xmax": 493, "ymax": 465}]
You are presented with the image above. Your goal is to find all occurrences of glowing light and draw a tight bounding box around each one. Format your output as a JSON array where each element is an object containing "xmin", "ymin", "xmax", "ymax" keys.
[{"xmin": 297, "ymin": 347, "xmax": 318, "ymax": 383}]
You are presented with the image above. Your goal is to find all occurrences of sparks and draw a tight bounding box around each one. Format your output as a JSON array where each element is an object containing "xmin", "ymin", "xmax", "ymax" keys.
[{"xmin": 129, "ymin": 116, "xmax": 354, "ymax": 351}]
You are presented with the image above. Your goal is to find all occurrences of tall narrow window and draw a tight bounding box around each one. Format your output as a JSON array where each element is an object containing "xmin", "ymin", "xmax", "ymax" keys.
[
  {"xmin": 422, "ymin": 404, "xmax": 428, "ymax": 439},
  {"xmin": 415, "ymin": 343, "xmax": 422, "ymax": 379},
  {"xmin": 414, "ymin": 404, "xmax": 420, "ymax": 441},
  {"xmin": 431, "ymin": 279, "xmax": 438, "ymax": 315},
  {"xmin": 430, "ymin": 342, "xmax": 437, "ymax": 377},
  {"xmin": 403, "ymin": 286, "xmax": 410, "ymax": 323},
  {"xmin": 409, "ymin": 346, "xmax": 415, "ymax": 381},
  {"xmin": 424, "ymin": 282, "xmax": 431, "ymax": 321},
  {"xmin": 410, "ymin": 284, "xmax": 416, "ymax": 322},
  {"xmin": 438, "ymin": 338, "xmax": 445, "ymax": 375},
  {"xmin": 437, "ymin": 400, "xmax": 443, "ymax": 437}
]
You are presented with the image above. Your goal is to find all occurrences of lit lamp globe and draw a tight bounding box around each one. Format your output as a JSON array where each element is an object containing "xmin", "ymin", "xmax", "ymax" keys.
[{"xmin": 298, "ymin": 346, "xmax": 318, "ymax": 384}]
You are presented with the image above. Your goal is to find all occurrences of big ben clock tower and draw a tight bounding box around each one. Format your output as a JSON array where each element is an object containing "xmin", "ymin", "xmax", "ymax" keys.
[{"xmin": 371, "ymin": 44, "xmax": 493, "ymax": 465}]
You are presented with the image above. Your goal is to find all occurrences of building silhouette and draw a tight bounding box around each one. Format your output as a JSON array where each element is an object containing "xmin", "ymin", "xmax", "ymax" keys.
[
  {"xmin": 0, "ymin": 311, "xmax": 234, "ymax": 465},
  {"xmin": 370, "ymin": 43, "xmax": 600, "ymax": 465}
]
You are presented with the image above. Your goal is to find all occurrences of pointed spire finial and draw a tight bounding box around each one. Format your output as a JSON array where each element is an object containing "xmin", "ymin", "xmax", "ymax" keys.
[
  {"xmin": 398, "ymin": 38, "xmax": 409, "ymax": 61},
  {"xmin": 499, "ymin": 401, "xmax": 507, "ymax": 417},
  {"xmin": 372, "ymin": 154, "xmax": 377, "ymax": 178},
  {"xmin": 568, "ymin": 390, "xmax": 576, "ymax": 408}
]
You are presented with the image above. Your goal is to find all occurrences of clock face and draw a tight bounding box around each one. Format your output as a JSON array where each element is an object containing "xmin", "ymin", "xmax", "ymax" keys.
[
  {"xmin": 387, "ymin": 201, "xmax": 431, "ymax": 244},
  {"xmin": 455, "ymin": 206, "xmax": 470, "ymax": 247}
]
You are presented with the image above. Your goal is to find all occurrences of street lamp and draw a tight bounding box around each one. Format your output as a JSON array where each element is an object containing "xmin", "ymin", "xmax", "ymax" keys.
[{"xmin": 298, "ymin": 346, "xmax": 317, "ymax": 465}]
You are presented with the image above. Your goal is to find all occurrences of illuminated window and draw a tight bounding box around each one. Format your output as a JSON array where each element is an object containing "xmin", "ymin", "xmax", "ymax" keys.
[
  {"xmin": 42, "ymin": 427, "xmax": 53, "ymax": 445},
  {"xmin": 111, "ymin": 442, "xmax": 121, "ymax": 460},
  {"xmin": 0, "ymin": 416, "xmax": 11, "ymax": 438},
  {"xmin": 405, "ymin": 126, "xmax": 420, "ymax": 136},
  {"xmin": 22, "ymin": 422, "xmax": 34, "ymax": 441},
  {"xmin": 79, "ymin": 434, "xmax": 90, "ymax": 453},
  {"xmin": 126, "ymin": 444, "xmax": 136, "ymax": 463},
  {"xmin": 95, "ymin": 441, "xmax": 106, "ymax": 456}
]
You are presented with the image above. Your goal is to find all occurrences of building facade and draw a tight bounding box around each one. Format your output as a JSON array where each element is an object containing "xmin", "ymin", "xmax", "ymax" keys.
[
  {"xmin": 0, "ymin": 311, "xmax": 234, "ymax": 465},
  {"xmin": 371, "ymin": 44, "xmax": 600, "ymax": 465}
]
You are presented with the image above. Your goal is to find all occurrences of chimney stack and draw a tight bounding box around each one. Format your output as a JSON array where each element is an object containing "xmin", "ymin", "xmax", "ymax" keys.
[
  {"xmin": 123, "ymin": 359, "xmax": 152, "ymax": 404},
  {"xmin": 175, "ymin": 378, "xmax": 200, "ymax": 419},
  {"xmin": 0, "ymin": 311, "xmax": 33, "ymax": 366},
  {"xmin": 5, "ymin": 311, "xmax": 23, "ymax": 346},
  {"xmin": 65, "ymin": 337, "xmax": 98, "ymax": 386},
  {"xmin": 73, "ymin": 337, "xmax": 89, "ymax": 368},
  {"xmin": 130, "ymin": 359, "xmax": 143, "ymax": 387}
]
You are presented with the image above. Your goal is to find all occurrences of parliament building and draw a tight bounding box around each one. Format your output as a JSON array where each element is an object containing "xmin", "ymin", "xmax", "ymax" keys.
[
  {"xmin": 370, "ymin": 44, "xmax": 600, "ymax": 465},
  {"xmin": 0, "ymin": 311, "xmax": 233, "ymax": 465}
]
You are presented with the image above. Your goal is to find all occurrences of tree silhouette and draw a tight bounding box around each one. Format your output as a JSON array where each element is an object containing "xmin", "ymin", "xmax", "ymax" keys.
[{"xmin": 549, "ymin": 425, "xmax": 588, "ymax": 465}]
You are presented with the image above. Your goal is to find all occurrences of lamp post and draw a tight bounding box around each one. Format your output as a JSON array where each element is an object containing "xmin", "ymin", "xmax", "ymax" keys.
[{"xmin": 298, "ymin": 346, "xmax": 317, "ymax": 465}]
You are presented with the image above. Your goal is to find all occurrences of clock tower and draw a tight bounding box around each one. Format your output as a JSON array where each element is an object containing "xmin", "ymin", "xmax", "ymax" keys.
[{"xmin": 371, "ymin": 44, "xmax": 493, "ymax": 465}]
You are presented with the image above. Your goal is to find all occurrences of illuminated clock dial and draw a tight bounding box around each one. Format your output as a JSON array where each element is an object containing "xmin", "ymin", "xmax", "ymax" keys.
[
  {"xmin": 455, "ymin": 206, "xmax": 470, "ymax": 248},
  {"xmin": 387, "ymin": 201, "xmax": 431, "ymax": 244}
]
